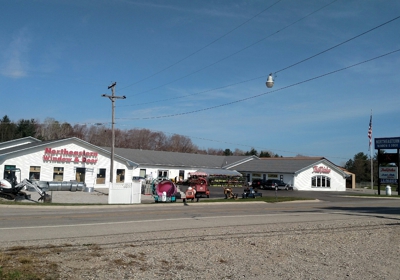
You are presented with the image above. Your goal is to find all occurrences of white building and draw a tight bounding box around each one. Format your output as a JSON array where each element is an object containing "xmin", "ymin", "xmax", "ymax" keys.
[
  {"xmin": 0, "ymin": 137, "xmax": 351, "ymax": 191},
  {"xmin": 0, "ymin": 137, "xmax": 137, "ymax": 189},
  {"xmin": 227, "ymin": 157, "xmax": 350, "ymax": 191}
]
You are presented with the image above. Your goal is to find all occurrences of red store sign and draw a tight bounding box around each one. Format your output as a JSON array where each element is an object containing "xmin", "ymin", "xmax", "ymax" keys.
[
  {"xmin": 313, "ymin": 166, "xmax": 331, "ymax": 174},
  {"xmin": 43, "ymin": 148, "xmax": 98, "ymax": 164}
]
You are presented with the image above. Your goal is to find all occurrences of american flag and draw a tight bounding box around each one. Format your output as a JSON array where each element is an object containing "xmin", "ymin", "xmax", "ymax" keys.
[{"xmin": 368, "ymin": 114, "xmax": 372, "ymax": 150}]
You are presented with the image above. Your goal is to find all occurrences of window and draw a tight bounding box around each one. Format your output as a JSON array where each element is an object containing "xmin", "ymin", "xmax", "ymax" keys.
[
  {"xmin": 4, "ymin": 165, "xmax": 16, "ymax": 180},
  {"xmin": 29, "ymin": 166, "xmax": 41, "ymax": 181},
  {"xmin": 311, "ymin": 176, "xmax": 331, "ymax": 188},
  {"xmin": 96, "ymin": 168, "xmax": 106, "ymax": 184},
  {"xmin": 75, "ymin": 167, "xmax": 86, "ymax": 183},
  {"xmin": 53, "ymin": 167, "xmax": 64, "ymax": 181},
  {"xmin": 179, "ymin": 170, "xmax": 185, "ymax": 181},
  {"xmin": 116, "ymin": 169, "xmax": 125, "ymax": 183},
  {"xmin": 158, "ymin": 170, "xmax": 168, "ymax": 178}
]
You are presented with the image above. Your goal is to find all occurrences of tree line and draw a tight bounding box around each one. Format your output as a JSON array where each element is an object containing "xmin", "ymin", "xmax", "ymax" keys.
[
  {"xmin": 344, "ymin": 151, "xmax": 397, "ymax": 185},
  {"xmin": 0, "ymin": 115, "xmax": 279, "ymax": 157}
]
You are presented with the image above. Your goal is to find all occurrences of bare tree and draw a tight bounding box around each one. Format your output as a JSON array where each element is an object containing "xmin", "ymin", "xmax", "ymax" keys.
[
  {"xmin": 167, "ymin": 134, "xmax": 197, "ymax": 153},
  {"xmin": 151, "ymin": 131, "xmax": 168, "ymax": 151},
  {"xmin": 59, "ymin": 122, "xmax": 74, "ymax": 139},
  {"xmin": 233, "ymin": 148, "xmax": 246, "ymax": 156}
]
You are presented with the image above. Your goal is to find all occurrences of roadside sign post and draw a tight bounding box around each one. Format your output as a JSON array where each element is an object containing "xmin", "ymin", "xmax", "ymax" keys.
[{"xmin": 375, "ymin": 137, "xmax": 400, "ymax": 196}]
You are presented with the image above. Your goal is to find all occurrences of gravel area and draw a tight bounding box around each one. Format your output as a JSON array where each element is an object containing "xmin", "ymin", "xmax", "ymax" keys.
[{"xmin": 1, "ymin": 217, "xmax": 399, "ymax": 279}]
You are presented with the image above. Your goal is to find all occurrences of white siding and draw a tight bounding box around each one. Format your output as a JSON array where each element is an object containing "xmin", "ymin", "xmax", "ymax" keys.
[
  {"xmin": 0, "ymin": 140, "xmax": 134, "ymax": 189},
  {"xmin": 294, "ymin": 163, "xmax": 346, "ymax": 191}
]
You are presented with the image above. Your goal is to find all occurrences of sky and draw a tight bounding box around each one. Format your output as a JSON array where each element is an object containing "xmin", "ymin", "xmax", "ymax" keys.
[{"xmin": 1, "ymin": 0, "xmax": 400, "ymax": 166}]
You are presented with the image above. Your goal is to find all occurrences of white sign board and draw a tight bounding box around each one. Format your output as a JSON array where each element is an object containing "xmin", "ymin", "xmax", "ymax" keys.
[{"xmin": 379, "ymin": 167, "xmax": 398, "ymax": 179}]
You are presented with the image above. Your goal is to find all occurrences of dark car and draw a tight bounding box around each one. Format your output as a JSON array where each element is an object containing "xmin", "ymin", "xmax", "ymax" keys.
[
  {"xmin": 251, "ymin": 179, "xmax": 264, "ymax": 189},
  {"xmin": 264, "ymin": 179, "xmax": 292, "ymax": 190}
]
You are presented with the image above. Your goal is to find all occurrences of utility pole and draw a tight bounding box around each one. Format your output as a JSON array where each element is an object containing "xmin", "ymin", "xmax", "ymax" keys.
[{"xmin": 101, "ymin": 82, "xmax": 126, "ymax": 184}]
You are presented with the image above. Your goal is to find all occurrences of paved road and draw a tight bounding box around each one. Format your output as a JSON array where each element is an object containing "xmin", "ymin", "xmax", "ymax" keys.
[{"xmin": 0, "ymin": 189, "xmax": 399, "ymax": 246}]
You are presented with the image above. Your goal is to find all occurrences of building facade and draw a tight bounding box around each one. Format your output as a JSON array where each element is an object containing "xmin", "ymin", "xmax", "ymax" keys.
[
  {"xmin": 0, "ymin": 137, "xmax": 350, "ymax": 191},
  {"xmin": 0, "ymin": 137, "xmax": 137, "ymax": 189},
  {"xmin": 227, "ymin": 157, "xmax": 349, "ymax": 191}
]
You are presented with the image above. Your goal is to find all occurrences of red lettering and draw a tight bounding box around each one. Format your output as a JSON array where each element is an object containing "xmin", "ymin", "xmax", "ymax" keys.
[
  {"xmin": 381, "ymin": 168, "xmax": 396, "ymax": 172},
  {"xmin": 44, "ymin": 148, "xmax": 98, "ymax": 159},
  {"xmin": 313, "ymin": 166, "xmax": 331, "ymax": 174}
]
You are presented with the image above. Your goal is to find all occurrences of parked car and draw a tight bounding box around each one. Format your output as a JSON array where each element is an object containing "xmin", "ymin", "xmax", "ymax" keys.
[
  {"xmin": 264, "ymin": 179, "xmax": 292, "ymax": 190},
  {"xmin": 251, "ymin": 179, "xmax": 264, "ymax": 189}
]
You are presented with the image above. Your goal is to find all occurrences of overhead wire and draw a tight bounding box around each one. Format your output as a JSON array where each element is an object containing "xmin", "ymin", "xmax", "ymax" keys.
[
  {"xmin": 117, "ymin": 48, "xmax": 400, "ymax": 120},
  {"xmin": 37, "ymin": 48, "xmax": 399, "ymax": 159},
  {"xmin": 122, "ymin": 0, "xmax": 339, "ymax": 97},
  {"xmin": 118, "ymin": 14, "xmax": 400, "ymax": 108},
  {"xmin": 274, "ymin": 14, "xmax": 400, "ymax": 74},
  {"xmin": 119, "ymin": 0, "xmax": 284, "ymax": 91}
]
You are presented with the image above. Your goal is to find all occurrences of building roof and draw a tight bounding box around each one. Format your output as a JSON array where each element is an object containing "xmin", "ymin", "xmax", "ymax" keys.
[
  {"xmin": 230, "ymin": 157, "xmax": 326, "ymax": 174},
  {"xmin": 0, "ymin": 137, "xmax": 42, "ymax": 151},
  {"xmin": 105, "ymin": 147, "xmax": 253, "ymax": 169},
  {"xmin": 0, "ymin": 141, "xmax": 54, "ymax": 155}
]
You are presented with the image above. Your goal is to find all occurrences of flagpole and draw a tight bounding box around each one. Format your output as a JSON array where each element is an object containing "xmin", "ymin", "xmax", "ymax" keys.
[
  {"xmin": 369, "ymin": 110, "xmax": 373, "ymax": 191},
  {"xmin": 370, "ymin": 141, "xmax": 373, "ymax": 191}
]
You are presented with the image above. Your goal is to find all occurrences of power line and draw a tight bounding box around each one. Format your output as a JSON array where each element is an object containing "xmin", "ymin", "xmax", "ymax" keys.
[
  {"xmin": 117, "ymin": 48, "xmax": 400, "ymax": 120},
  {"xmin": 119, "ymin": 0, "xmax": 283, "ymax": 91},
  {"xmin": 118, "ymin": 14, "xmax": 400, "ymax": 108},
  {"xmin": 124, "ymin": 0, "xmax": 339, "ymax": 97},
  {"xmin": 119, "ymin": 75, "xmax": 264, "ymax": 107},
  {"xmin": 275, "ymin": 14, "xmax": 400, "ymax": 74}
]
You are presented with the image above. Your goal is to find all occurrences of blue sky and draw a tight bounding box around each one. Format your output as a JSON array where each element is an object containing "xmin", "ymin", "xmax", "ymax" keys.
[{"xmin": 1, "ymin": 0, "xmax": 399, "ymax": 166}]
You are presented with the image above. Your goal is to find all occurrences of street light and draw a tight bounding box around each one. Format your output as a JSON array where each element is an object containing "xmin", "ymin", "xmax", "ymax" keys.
[
  {"xmin": 101, "ymin": 82, "xmax": 126, "ymax": 184},
  {"xmin": 266, "ymin": 73, "xmax": 274, "ymax": 88}
]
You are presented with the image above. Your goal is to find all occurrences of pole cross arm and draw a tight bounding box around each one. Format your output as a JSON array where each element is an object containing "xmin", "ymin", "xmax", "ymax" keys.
[{"xmin": 101, "ymin": 94, "xmax": 126, "ymax": 101}]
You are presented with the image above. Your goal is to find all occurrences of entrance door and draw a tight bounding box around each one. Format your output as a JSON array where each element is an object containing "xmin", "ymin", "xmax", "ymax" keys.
[{"xmin": 75, "ymin": 168, "xmax": 86, "ymax": 183}]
